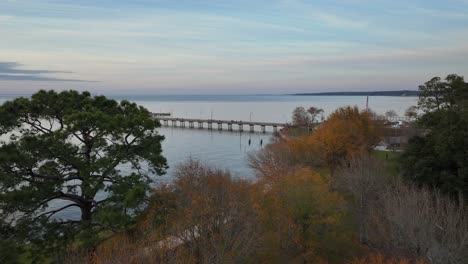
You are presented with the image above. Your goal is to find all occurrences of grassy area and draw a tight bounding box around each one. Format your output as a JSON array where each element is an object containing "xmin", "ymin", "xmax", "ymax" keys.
[
  {"xmin": 285, "ymin": 127, "xmax": 310, "ymax": 137},
  {"xmin": 372, "ymin": 150, "xmax": 401, "ymax": 175}
]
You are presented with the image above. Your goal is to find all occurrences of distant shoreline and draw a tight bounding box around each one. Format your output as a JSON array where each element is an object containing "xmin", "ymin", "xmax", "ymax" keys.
[
  {"xmin": 0, "ymin": 91, "xmax": 420, "ymax": 98},
  {"xmin": 289, "ymin": 90, "xmax": 419, "ymax": 97}
]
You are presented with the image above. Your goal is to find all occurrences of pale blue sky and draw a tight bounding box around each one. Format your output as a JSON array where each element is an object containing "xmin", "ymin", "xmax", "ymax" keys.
[{"xmin": 0, "ymin": 0, "xmax": 467, "ymax": 94}]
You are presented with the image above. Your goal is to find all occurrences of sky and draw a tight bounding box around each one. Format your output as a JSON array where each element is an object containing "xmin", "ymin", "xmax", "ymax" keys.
[{"xmin": 0, "ymin": 0, "xmax": 467, "ymax": 95}]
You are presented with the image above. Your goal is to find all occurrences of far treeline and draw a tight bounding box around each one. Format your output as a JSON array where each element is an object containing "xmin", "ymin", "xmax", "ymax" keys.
[
  {"xmin": 0, "ymin": 74, "xmax": 467, "ymax": 263},
  {"xmin": 292, "ymin": 90, "xmax": 420, "ymax": 96}
]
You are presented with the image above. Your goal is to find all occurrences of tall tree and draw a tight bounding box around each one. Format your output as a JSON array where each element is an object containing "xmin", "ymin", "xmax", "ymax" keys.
[
  {"xmin": 418, "ymin": 74, "xmax": 468, "ymax": 112},
  {"xmin": 417, "ymin": 76, "xmax": 447, "ymax": 111},
  {"xmin": 0, "ymin": 90, "xmax": 167, "ymax": 258},
  {"xmin": 292, "ymin": 106, "xmax": 310, "ymax": 126},
  {"xmin": 307, "ymin": 106, "xmax": 324, "ymax": 124},
  {"xmin": 401, "ymin": 74, "xmax": 468, "ymax": 199}
]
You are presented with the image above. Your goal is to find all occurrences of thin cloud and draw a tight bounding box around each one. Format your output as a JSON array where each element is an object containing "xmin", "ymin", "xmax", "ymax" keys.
[
  {"xmin": 316, "ymin": 13, "xmax": 368, "ymax": 28},
  {"xmin": 0, "ymin": 74, "xmax": 95, "ymax": 82},
  {"xmin": 0, "ymin": 62, "xmax": 95, "ymax": 82},
  {"xmin": 0, "ymin": 62, "xmax": 71, "ymax": 74}
]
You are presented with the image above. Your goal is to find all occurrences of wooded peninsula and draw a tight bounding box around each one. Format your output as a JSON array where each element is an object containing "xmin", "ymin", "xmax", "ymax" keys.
[{"xmin": 291, "ymin": 90, "xmax": 420, "ymax": 96}]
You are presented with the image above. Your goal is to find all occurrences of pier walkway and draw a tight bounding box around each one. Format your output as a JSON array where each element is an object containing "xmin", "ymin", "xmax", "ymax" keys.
[
  {"xmin": 152, "ymin": 115, "xmax": 287, "ymax": 133},
  {"xmin": 152, "ymin": 113, "xmax": 413, "ymax": 133}
]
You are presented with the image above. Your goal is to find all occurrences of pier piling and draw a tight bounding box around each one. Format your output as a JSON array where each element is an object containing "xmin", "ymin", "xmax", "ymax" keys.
[{"xmin": 155, "ymin": 115, "xmax": 286, "ymax": 133}]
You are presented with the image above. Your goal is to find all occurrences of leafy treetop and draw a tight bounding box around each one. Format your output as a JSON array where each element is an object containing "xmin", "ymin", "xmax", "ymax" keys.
[
  {"xmin": 402, "ymin": 74, "xmax": 468, "ymax": 199},
  {"xmin": 0, "ymin": 90, "xmax": 167, "ymax": 258}
]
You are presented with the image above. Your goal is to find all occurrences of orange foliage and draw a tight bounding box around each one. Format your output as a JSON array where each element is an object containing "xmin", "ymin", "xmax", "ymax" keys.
[
  {"xmin": 161, "ymin": 160, "xmax": 259, "ymax": 263},
  {"xmin": 288, "ymin": 106, "xmax": 383, "ymax": 173},
  {"xmin": 254, "ymin": 167, "xmax": 356, "ymax": 263},
  {"xmin": 70, "ymin": 160, "xmax": 361, "ymax": 263}
]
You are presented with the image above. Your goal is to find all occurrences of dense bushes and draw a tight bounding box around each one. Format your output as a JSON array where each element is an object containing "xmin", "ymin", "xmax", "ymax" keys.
[
  {"xmin": 253, "ymin": 167, "xmax": 355, "ymax": 263},
  {"xmin": 335, "ymin": 156, "xmax": 468, "ymax": 264},
  {"xmin": 73, "ymin": 159, "xmax": 355, "ymax": 263}
]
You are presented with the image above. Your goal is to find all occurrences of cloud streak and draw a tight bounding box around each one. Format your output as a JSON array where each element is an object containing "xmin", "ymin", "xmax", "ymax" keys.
[
  {"xmin": 0, "ymin": 62, "xmax": 94, "ymax": 82},
  {"xmin": 0, "ymin": 62, "xmax": 71, "ymax": 74},
  {"xmin": 0, "ymin": 74, "xmax": 94, "ymax": 82}
]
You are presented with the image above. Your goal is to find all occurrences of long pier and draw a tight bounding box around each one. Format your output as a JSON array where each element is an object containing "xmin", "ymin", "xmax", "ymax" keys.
[
  {"xmin": 153, "ymin": 115, "xmax": 287, "ymax": 133},
  {"xmin": 152, "ymin": 113, "xmax": 413, "ymax": 133}
]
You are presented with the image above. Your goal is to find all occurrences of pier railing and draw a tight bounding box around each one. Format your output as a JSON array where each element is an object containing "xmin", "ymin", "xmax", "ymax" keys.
[
  {"xmin": 152, "ymin": 115, "xmax": 287, "ymax": 133},
  {"xmin": 152, "ymin": 113, "xmax": 414, "ymax": 133}
]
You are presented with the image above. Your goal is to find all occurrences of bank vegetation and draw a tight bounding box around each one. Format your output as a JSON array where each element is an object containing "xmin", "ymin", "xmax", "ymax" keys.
[{"xmin": 69, "ymin": 103, "xmax": 467, "ymax": 264}]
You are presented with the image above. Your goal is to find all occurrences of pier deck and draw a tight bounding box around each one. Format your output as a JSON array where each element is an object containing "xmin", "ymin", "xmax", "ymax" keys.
[{"xmin": 152, "ymin": 115, "xmax": 287, "ymax": 133}]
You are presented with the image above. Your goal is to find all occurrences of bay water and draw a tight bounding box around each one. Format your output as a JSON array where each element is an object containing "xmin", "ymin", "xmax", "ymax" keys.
[{"xmin": 0, "ymin": 94, "xmax": 417, "ymax": 219}]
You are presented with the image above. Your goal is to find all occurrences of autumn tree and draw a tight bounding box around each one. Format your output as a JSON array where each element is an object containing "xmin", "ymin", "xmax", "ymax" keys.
[
  {"xmin": 308, "ymin": 106, "xmax": 383, "ymax": 173},
  {"xmin": 162, "ymin": 160, "xmax": 258, "ymax": 263},
  {"xmin": 248, "ymin": 140, "xmax": 298, "ymax": 181},
  {"xmin": 254, "ymin": 167, "xmax": 355, "ymax": 263},
  {"xmin": 0, "ymin": 90, "xmax": 167, "ymax": 259}
]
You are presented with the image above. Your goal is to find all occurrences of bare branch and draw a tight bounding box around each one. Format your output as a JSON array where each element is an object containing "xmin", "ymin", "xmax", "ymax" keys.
[{"xmin": 34, "ymin": 203, "xmax": 81, "ymax": 221}]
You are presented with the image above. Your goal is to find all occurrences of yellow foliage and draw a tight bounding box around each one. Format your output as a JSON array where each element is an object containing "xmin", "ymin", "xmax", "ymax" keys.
[
  {"xmin": 71, "ymin": 162, "xmax": 360, "ymax": 263},
  {"xmin": 254, "ymin": 167, "xmax": 356, "ymax": 263},
  {"xmin": 287, "ymin": 106, "xmax": 383, "ymax": 173}
]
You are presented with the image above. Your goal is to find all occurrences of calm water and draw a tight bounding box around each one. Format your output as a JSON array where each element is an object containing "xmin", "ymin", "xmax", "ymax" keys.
[
  {"xmin": 122, "ymin": 94, "xmax": 417, "ymax": 123},
  {"xmin": 0, "ymin": 94, "xmax": 417, "ymax": 219},
  {"xmin": 0, "ymin": 94, "xmax": 418, "ymax": 178}
]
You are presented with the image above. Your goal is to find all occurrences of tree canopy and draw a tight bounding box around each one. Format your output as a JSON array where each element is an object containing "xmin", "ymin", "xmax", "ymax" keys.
[
  {"xmin": 0, "ymin": 90, "xmax": 167, "ymax": 259},
  {"xmin": 291, "ymin": 106, "xmax": 324, "ymax": 127},
  {"xmin": 307, "ymin": 106, "xmax": 382, "ymax": 172},
  {"xmin": 401, "ymin": 74, "xmax": 468, "ymax": 199},
  {"xmin": 292, "ymin": 106, "xmax": 310, "ymax": 126}
]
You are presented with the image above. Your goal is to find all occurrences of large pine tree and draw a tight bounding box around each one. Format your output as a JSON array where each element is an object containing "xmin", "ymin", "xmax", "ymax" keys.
[
  {"xmin": 401, "ymin": 74, "xmax": 468, "ymax": 199},
  {"xmin": 0, "ymin": 90, "xmax": 167, "ymax": 260}
]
